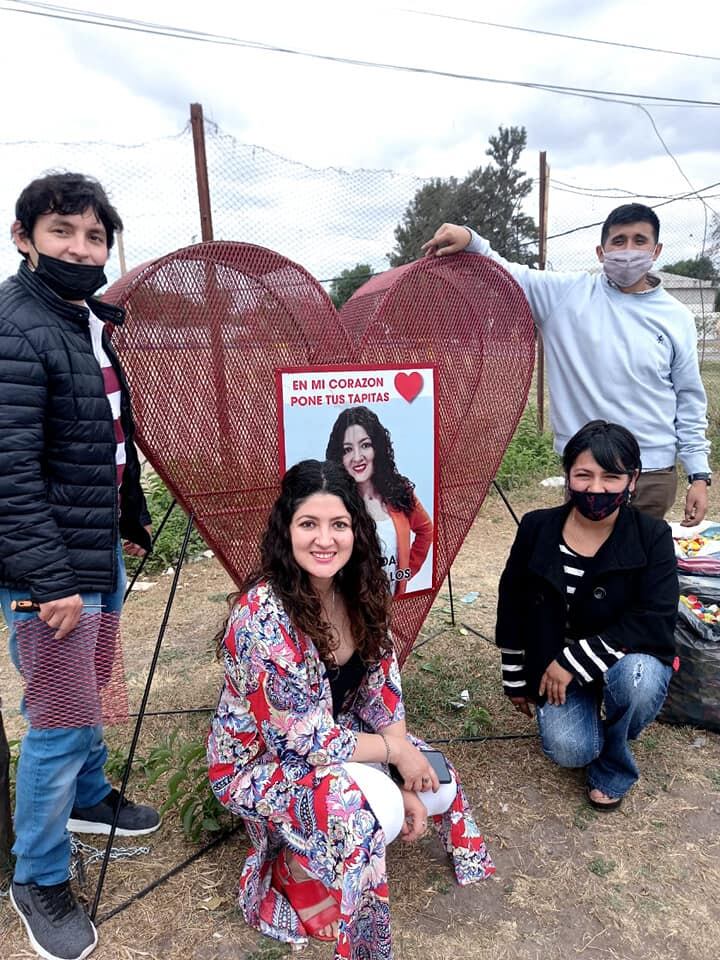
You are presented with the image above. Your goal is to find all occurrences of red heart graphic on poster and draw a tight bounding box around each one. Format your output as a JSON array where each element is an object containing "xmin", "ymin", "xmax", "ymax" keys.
[
  {"xmin": 394, "ymin": 371, "xmax": 423, "ymax": 403},
  {"xmin": 105, "ymin": 245, "xmax": 534, "ymax": 664}
]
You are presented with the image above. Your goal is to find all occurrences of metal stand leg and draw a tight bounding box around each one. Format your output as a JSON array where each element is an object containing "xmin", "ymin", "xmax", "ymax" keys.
[
  {"xmin": 91, "ymin": 511, "xmax": 196, "ymax": 920},
  {"xmin": 492, "ymin": 479, "xmax": 520, "ymax": 527},
  {"xmin": 96, "ymin": 824, "xmax": 243, "ymax": 925},
  {"xmin": 0, "ymin": 707, "xmax": 13, "ymax": 888},
  {"xmin": 447, "ymin": 568, "xmax": 456, "ymax": 626},
  {"xmin": 124, "ymin": 498, "xmax": 177, "ymax": 600}
]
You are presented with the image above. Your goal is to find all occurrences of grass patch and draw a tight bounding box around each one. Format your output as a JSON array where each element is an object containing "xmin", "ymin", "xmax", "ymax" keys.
[
  {"xmin": 573, "ymin": 804, "xmax": 598, "ymax": 831},
  {"xmin": 496, "ymin": 405, "xmax": 561, "ymax": 489},
  {"xmin": 707, "ymin": 770, "xmax": 720, "ymax": 791},
  {"xmin": 588, "ymin": 856, "xmax": 616, "ymax": 877},
  {"xmin": 425, "ymin": 869, "xmax": 452, "ymax": 896},
  {"xmin": 403, "ymin": 648, "xmax": 495, "ymax": 736},
  {"xmin": 245, "ymin": 943, "xmax": 292, "ymax": 960},
  {"xmin": 699, "ymin": 360, "xmax": 720, "ymax": 470}
]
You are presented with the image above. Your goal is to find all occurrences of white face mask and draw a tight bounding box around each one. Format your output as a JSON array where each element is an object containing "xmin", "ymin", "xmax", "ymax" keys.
[{"xmin": 602, "ymin": 250, "xmax": 656, "ymax": 288}]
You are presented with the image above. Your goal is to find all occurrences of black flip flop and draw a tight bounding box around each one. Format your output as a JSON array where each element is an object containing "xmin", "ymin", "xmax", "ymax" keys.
[{"xmin": 585, "ymin": 786, "xmax": 623, "ymax": 812}]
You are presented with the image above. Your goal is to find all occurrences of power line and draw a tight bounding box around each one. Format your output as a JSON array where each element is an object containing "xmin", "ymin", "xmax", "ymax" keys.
[
  {"xmin": 528, "ymin": 74, "xmax": 720, "ymax": 222},
  {"xmin": 552, "ymin": 183, "xmax": 638, "ymax": 197},
  {"xmin": 551, "ymin": 179, "xmax": 720, "ymax": 202},
  {"xmin": 518, "ymin": 183, "xmax": 720, "ymax": 247},
  {"xmin": 635, "ymin": 102, "xmax": 719, "ymax": 220},
  {"xmin": 551, "ymin": 179, "xmax": 662, "ymax": 197},
  {"xmin": 4, "ymin": 3, "xmax": 716, "ymax": 252},
  {"xmin": 551, "ymin": 179, "xmax": 701, "ymax": 198},
  {"xmin": 552, "ymin": 185, "xmax": 720, "ymax": 204},
  {"xmin": 401, "ymin": 8, "xmax": 720, "ymax": 64},
  {"xmin": 553, "ymin": 199, "xmax": 712, "ymax": 242},
  {"xmin": 2, "ymin": 1, "xmax": 720, "ymax": 108},
  {"xmin": 0, "ymin": 0, "xmax": 269, "ymax": 48}
]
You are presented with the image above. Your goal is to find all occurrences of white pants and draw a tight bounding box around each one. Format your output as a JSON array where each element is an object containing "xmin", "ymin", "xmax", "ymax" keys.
[{"xmin": 343, "ymin": 762, "xmax": 458, "ymax": 844}]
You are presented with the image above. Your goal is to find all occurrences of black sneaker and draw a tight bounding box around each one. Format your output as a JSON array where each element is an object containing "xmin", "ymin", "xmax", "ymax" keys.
[
  {"xmin": 10, "ymin": 879, "xmax": 97, "ymax": 960},
  {"xmin": 67, "ymin": 788, "xmax": 161, "ymax": 837}
]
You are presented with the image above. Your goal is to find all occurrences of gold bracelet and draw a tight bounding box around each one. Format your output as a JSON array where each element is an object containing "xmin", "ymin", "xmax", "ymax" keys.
[{"xmin": 378, "ymin": 730, "xmax": 391, "ymax": 765}]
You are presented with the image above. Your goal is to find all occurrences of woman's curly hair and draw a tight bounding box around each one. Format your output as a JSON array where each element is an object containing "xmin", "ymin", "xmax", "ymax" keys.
[
  {"xmin": 325, "ymin": 406, "xmax": 415, "ymax": 515},
  {"xmin": 216, "ymin": 459, "xmax": 392, "ymax": 664}
]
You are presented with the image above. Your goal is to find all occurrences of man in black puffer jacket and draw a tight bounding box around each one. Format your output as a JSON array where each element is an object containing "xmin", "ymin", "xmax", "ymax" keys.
[{"xmin": 0, "ymin": 173, "xmax": 160, "ymax": 960}]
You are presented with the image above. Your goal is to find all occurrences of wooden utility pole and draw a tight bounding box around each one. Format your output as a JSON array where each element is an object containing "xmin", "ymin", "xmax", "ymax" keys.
[
  {"xmin": 188, "ymin": 103, "xmax": 231, "ymax": 456},
  {"xmin": 116, "ymin": 231, "xmax": 128, "ymax": 276},
  {"xmin": 190, "ymin": 103, "xmax": 214, "ymax": 242},
  {"xmin": 536, "ymin": 151, "xmax": 550, "ymax": 432}
]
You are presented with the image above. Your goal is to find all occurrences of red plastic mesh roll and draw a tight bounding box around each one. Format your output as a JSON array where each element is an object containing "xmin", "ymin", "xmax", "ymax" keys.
[{"xmin": 14, "ymin": 612, "xmax": 127, "ymax": 728}]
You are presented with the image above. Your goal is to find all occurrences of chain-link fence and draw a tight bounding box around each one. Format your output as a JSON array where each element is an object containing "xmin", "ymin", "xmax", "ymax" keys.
[
  {"xmin": 1, "ymin": 117, "xmax": 717, "ymax": 481},
  {"xmin": 0, "ymin": 129, "xmax": 198, "ymax": 283},
  {"xmin": 0, "ymin": 121, "xmax": 430, "ymax": 293}
]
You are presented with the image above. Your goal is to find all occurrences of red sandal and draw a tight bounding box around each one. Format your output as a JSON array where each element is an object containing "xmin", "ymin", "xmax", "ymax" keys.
[{"xmin": 272, "ymin": 850, "xmax": 339, "ymax": 942}]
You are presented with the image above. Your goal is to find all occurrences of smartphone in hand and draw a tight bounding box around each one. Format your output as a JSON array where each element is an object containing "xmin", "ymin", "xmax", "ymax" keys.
[{"xmin": 420, "ymin": 749, "xmax": 452, "ymax": 784}]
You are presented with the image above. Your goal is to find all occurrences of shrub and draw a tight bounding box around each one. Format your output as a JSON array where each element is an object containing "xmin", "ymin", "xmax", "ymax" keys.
[
  {"xmin": 105, "ymin": 733, "xmax": 229, "ymax": 842},
  {"xmin": 128, "ymin": 472, "xmax": 208, "ymax": 575},
  {"xmin": 496, "ymin": 405, "xmax": 560, "ymax": 489}
]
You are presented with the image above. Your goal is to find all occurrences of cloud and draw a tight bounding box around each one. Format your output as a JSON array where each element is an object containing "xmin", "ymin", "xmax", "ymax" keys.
[{"xmin": 0, "ymin": 0, "xmax": 717, "ymax": 285}]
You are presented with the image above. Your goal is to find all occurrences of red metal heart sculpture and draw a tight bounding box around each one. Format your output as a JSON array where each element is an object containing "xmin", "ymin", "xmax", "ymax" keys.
[{"xmin": 105, "ymin": 243, "xmax": 534, "ymax": 663}]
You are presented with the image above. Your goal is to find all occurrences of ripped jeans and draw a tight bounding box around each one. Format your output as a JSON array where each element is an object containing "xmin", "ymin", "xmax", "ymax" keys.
[{"xmin": 536, "ymin": 654, "xmax": 672, "ymax": 799}]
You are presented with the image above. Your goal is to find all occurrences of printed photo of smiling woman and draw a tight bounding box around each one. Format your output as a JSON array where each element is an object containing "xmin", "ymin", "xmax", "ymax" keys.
[{"xmin": 325, "ymin": 406, "xmax": 433, "ymax": 596}]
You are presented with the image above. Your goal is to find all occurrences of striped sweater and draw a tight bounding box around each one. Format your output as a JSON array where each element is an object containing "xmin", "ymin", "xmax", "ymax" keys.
[{"xmin": 88, "ymin": 308, "xmax": 126, "ymax": 489}]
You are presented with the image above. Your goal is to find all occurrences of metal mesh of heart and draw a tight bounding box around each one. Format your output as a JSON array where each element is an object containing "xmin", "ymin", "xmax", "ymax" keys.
[{"xmin": 105, "ymin": 244, "xmax": 535, "ymax": 665}]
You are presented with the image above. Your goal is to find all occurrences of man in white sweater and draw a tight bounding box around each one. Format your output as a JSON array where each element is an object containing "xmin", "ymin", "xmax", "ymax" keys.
[{"xmin": 422, "ymin": 204, "xmax": 711, "ymax": 524}]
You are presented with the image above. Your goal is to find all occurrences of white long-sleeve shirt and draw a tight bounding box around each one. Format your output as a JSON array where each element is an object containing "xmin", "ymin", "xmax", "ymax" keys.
[{"xmin": 466, "ymin": 231, "xmax": 710, "ymax": 474}]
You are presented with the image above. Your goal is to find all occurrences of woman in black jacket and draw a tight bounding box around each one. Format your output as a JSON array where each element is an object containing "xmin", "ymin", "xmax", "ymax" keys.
[{"xmin": 496, "ymin": 421, "xmax": 678, "ymax": 810}]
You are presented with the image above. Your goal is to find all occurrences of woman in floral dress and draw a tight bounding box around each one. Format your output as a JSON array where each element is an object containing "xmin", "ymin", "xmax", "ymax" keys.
[{"xmin": 207, "ymin": 460, "xmax": 494, "ymax": 959}]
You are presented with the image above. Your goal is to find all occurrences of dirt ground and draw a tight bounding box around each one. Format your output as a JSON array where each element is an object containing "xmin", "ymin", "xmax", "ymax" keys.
[{"xmin": 1, "ymin": 483, "xmax": 719, "ymax": 960}]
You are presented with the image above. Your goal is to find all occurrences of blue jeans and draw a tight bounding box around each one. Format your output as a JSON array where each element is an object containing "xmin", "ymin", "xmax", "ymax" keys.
[
  {"xmin": 0, "ymin": 542, "xmax": 126, "ymax": 885},
  {"xmin": 536, "ymin": 654, "xmax": 672, "ymax": 799}
]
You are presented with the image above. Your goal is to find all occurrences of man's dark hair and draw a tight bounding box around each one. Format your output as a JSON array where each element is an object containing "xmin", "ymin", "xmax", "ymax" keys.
[
  {"xmin": 600, "ymin": 203, "xmax": 660, "ymax": 247},
  {"xmin": 562, "ymin": 420, "xmax": 642, "ymax": 477},
  {"xmin": 15, "ymin": 172, "xmax": 123, "ymax": 253}
]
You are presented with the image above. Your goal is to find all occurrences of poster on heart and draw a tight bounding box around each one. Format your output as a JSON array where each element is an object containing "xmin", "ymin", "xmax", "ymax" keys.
[{"xmin": 277, "ymin": 364, "xmax": 437, "ymax": 598}]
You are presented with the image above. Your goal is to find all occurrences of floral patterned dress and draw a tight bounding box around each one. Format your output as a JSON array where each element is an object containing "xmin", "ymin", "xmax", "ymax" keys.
[{"xmin": 207, "ymin": 582, "xmax": 495, "ymax": 959}]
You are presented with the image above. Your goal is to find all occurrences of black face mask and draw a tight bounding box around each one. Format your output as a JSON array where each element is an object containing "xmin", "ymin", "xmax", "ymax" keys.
[
  {"xmin": 568, "ymin": 486, "xmax": 630, "ymax": 521},
  {"xmin": 32, "ymin": 252, "xmax": 107, "ymax": 301}
]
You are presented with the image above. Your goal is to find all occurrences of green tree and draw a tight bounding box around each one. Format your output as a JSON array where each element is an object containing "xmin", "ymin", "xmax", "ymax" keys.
[
  {"xmin": 389, "ymin": 126, "xmax": 538, "ymax": 267},
  {"xmin": 329, "ymin": 262, "xmax": 374, "ymax": 309},
  {"xmin": 712, "ymin": 213, "xmax": 720, "ymax": 255},
  {"xmin": 663, "ymin": 256, "xmax": 720, "ymax": 310},
  {"xmin": 662, "ymin": 256, "xmax": 719, "ymax": 282}
]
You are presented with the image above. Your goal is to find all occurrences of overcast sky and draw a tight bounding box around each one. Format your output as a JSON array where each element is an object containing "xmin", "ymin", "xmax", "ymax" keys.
[{"xmin": 0, "ymin": 0, "xmax": 718, "ymax": 282}]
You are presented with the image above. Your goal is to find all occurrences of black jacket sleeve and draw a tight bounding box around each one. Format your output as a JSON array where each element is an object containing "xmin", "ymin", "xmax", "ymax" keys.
[
  {"xmin": 496, "ymin": 515, "xmax": 534, "ymax": 696},
  {"xmin": 0, "ymin": 316, "xmax": 79, "ymax": 600},
  {"xmin": 599, "ymin": 520, "xmax": 678, "ymax": 662}
]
